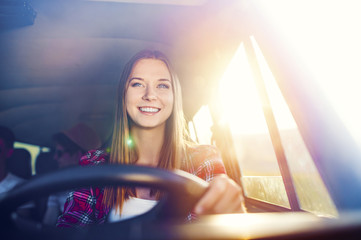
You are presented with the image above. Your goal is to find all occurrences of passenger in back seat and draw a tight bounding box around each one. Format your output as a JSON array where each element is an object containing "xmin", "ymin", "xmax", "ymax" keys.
[
  {"xmin": 0, "ymin": 126, "xmax": 24, "ymax": 194},
  {"xmin": 42, "ymin": 123, "xmax": 101, "ymax": 226}
]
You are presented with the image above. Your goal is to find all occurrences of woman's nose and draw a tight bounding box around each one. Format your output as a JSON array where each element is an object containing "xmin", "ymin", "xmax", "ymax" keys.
[{"xmin": 142, "ymin": 86, "xmax": 157, "ymax": 101}]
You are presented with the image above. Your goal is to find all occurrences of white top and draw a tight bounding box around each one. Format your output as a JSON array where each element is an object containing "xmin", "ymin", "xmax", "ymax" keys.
[
  {"xmin": 0, "ymin": 172, "xmax": 24, "ymax": 194},
  {"xmin": 108, "ymin": 197, "xmax": 158, "ymax": 222}
]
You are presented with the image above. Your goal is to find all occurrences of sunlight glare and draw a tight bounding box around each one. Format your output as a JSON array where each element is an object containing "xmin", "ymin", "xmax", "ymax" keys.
[
  {"xmin": 192, "ymin": 105, "xmax": 213, "ymax": 144},
  {"xmin": 254, "ymin": 0, "xmax": 361, "ymax": 148},
  {"xmin": 250, "ymin": 36, "xmax": 296, "ymax": 131},
  {"xmin": 219, "ymin": 43, "xmax": 268, "ymax": 135}
]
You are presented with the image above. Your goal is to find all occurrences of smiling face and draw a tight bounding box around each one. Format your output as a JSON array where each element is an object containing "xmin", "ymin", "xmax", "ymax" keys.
[{"xmin": 125, "ymin": 58, "xmax": 174, "ymax": 130}]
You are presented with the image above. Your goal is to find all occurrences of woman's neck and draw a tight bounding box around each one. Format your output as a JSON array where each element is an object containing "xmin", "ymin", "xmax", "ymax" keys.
[{"xmin": 131, "ymin": 125, "xmax": 165, "ymax": 167}]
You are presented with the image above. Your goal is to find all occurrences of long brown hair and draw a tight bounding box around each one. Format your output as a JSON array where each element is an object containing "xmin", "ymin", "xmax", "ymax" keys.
[{"xmin": 103, "ymin": 49, "xmax": 191, "ymax": 213}]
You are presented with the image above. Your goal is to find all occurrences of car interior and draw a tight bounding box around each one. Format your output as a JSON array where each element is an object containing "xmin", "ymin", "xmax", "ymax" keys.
[{"xmin": 1, "ymin": 0, "xmax": 361, "ymax": 239}]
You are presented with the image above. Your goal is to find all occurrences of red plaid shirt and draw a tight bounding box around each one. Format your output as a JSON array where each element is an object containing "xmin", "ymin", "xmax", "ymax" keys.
[{"xmin": 57, "ymin": 145, "xmax": 226, "ymax": 228}]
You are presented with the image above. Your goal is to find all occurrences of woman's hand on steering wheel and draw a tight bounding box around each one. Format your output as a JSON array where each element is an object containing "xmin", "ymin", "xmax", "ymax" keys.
[{"xmin": 193, "ymin": 174, "xmax": 246, "ymax": 215}]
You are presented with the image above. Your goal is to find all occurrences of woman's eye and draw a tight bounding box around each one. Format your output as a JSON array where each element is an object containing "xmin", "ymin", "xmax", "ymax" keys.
[
  {"xmin": 131, "ymin": 82, "xmax": 143, "ymax": 87},
  {"xmin": 158, "ymin": 84, "xmax": 170, "ymax": 89}
]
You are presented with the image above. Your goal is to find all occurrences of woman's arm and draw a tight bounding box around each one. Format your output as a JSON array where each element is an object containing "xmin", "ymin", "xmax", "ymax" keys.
[
  {"xmin": 57, "ymin": 150, "xmax": 109, "ymax": 227},
  {"xmin": 57, "ymin": 187, "xmax": 107, "ymax": 227},
  {"xmin": 57, "ymin": 188, "xmax": 93, "ymax": 227}
]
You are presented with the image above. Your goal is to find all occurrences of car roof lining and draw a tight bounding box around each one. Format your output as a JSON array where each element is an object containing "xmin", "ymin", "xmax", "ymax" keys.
[{"xmin": 0, "ymin": 0, "xmax": 243, "ymax": 147}]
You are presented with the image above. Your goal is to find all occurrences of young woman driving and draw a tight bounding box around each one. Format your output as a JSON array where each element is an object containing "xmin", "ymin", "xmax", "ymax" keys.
[{"xmin": 57, "ymin": 50, "xmax": 245, "ymax": 227}]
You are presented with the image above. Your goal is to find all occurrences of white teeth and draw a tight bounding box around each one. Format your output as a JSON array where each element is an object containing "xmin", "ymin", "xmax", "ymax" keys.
[{"xmin": 140, "ymin": 107, "xmax": 160, "ymax": 113}]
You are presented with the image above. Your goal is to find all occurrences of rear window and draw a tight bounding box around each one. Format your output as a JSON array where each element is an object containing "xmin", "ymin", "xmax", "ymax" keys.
[{"xmin": 14, "ymin": 142, "xmax": 50, "ymax": 175}]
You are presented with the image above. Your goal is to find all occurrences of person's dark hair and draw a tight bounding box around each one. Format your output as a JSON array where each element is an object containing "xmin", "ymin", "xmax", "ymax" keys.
[
  {"xmin": 53, "ymin": 133, "xmax": 84, "ymax": 154},
  {"xmin": 7, "ymin": 148, "xmax": 32, "ymax": 179},
  {"xmin": 0, "ymin": 126, "xmax": 15, "ymax": 149},
  {"xmin": 35, "ymin": 151, "xmax": 58, "ymax": 175}
]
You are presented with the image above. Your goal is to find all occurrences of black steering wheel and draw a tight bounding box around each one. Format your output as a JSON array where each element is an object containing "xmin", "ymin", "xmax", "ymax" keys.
[{"xmin": 0, "ymin": 165, "xmax": 209, "ymax": 240}]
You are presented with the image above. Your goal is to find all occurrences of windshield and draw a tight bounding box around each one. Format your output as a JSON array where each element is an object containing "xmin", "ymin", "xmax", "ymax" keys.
[{"xmin": 254, "ymin": 0, "xmax": 361, "ymax": 148}]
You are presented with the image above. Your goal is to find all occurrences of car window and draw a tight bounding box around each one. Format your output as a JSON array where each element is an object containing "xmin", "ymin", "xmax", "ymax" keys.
[
  {"xmin": 189, "ymin": 105, "xmax": 213, "ymax": 145},
  {"xmin": 251, "ymin": 37, "xmax": 337, "ymax": 217},
  {"xmin": 218, "ymin": 42, "xmax": 289, "ymax": 208},
  {"xmin": 191, "ymin": 37, "xmax": 338, "ymax": 217},
  {"xmin": 13, "ymin": 142, "xmax": 51, "ymax": 175}
]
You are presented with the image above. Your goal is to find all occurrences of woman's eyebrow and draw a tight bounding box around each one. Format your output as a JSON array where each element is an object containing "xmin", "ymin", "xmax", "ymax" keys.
[
  {"xmin": 128, "ymin": 77, "xmax": 171, "ymax": 82},
  {"xmin": 158, "ymin": 78, "xmax": 171, "ymax": 82},
  {"xmin": 129, "ymin": 77, "xmax": 144, "ymax": 81}
]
